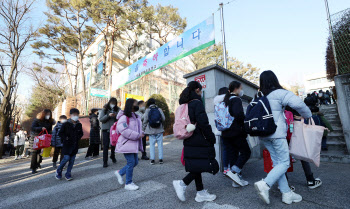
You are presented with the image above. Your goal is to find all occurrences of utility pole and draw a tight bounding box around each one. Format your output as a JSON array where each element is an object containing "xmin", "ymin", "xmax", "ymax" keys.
[
  {"xmin": 324, "ymin": 0, "xmax": 339, "ymax": 75},
  {"xmin": 219, "ymin": 3, "xmax": 228, "ymax": 69}
]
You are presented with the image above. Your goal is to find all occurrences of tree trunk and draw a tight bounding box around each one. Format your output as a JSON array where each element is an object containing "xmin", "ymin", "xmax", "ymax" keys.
[
  {"xmin": 62, "ymin": 50, "xmax": 73, "ymax": 96},
  {"xmin": 108, "ymin": 33, "xmax": 115, "ymax": 95},
  {"xmin": 77, "ymin": 12, "xmax": 87, "ymax": 103},
  {"xmin": 0, "ymin": 113, "xmax": 9, "ymax": 159}
]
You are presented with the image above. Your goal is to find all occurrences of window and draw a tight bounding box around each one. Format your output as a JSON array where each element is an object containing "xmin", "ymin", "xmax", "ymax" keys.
[{"xmin": 97, "ymin": 62, "xmax": 103, "ymax": 74}]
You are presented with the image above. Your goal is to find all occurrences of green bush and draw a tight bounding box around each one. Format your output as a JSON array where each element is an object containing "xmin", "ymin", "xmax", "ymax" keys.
[{"xmin": 148, "ymin": 94, "xmax": 171, "ymax": 135}]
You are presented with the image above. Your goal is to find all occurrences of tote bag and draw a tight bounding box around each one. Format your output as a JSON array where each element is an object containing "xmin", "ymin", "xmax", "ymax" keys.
[
  {"xmin": 289, "ymin": 118, "xmax": 325, "ymax": 167},
  {"xmin": 33, "ymin": 130, "xmax": 52, "ymax": 150}
]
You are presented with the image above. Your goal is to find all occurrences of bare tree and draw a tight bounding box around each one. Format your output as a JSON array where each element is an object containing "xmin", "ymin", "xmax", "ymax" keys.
[{"xmin": 0, "ymin": 0, "xmax": 37, "ymax": 158}]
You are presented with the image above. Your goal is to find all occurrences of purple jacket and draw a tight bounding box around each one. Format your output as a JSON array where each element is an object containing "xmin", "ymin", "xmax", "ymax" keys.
[{"xmin": 115, "ymin": 111, "xmax": 144, "ymax": 154}]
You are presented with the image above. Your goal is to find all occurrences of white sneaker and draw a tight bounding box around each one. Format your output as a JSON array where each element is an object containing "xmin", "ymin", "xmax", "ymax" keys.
[
  {"xmin": 226, "ymin": 171, "xmax": 243, "ymax": 186},
  {"xmin": 282, "ymin": 191, "xmax": 302, "ymax": 204},
  {"xmin": 232, "ymin": 181, "xmax": 240, "ymax": 188},
  {"xmin": 18, "ymin": 155, "xmax": 22, "ymax": 159},
  {"xmin": 240, "ymin": 178, "xmax": 249, "ymax": 187},
  {"xmin": 125, "ymin": 182, "xmax": 139, "ymax": 191},
  {"xmin": 195, "ymin": 190, "xmax": 216, "ymax": 202},
  {"xmin": 114, "ymin": 170, "xmax": 124, "ymax": 185},
  {"xmin": 14, "ymin": 156, "xmax": 18, "ymax": 160},
  {"xmin": 308, "ymin": 178, "xmax": 322, "ymax": 189},
  {"xmin": 254, "ymin": 180, "xmax": 270, "ymax": 204},
  {"xmin": 173, "ymin": 180, "xmax": 187, "ymax": 201}
]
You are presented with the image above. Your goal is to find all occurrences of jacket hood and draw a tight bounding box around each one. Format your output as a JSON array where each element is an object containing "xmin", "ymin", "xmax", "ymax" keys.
[
  {"xmin": 179, "ymin": 91, "xmax": 202, "ymax": 105},
  {"xmin": 116, "ymin": 110, "xmax": 124, "ymax": 120},
  {"xmin": 214, "ymin": 95, "xmax": 225, "ymax": 105},
  {"xmin": 89, "ymin": 113, "xmax": 98, "ymax": 119}
]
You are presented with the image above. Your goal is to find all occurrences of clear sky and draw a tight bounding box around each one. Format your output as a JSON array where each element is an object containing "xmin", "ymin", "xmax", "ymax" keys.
[{"xmin": 18, "ymin": 0, "xmax": 349, "ymax": 97}]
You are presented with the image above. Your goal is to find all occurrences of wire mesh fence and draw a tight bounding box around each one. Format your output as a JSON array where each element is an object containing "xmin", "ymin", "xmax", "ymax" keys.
[{"xmin": 331, "ymin": 8, "xmax": 350, "ymax": 75}]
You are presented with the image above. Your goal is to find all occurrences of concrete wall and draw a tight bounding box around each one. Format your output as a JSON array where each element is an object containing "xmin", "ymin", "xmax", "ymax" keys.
[
  {"xmin": 334, "ymin": 74, "xmax": 350, "ymax": 153},
  {"xmin": 184, "ymin": 64, "xmax": 260, "ymax": 169}
]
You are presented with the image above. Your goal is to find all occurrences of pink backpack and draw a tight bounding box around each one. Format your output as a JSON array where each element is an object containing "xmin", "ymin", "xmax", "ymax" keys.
[
  {"xmin": 173, "ymin": 103, "xmax": 194, "ymax": 140},
  {"xmin": 284, "ymin": 110, "xmax": 294, "ymax": 141},
  {"xmin": 110, "ymin": 116, "xmax": 129, "ymax": 146}
]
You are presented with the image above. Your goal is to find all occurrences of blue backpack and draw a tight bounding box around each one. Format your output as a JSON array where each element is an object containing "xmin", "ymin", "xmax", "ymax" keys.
[
  {"xmin": 244, "ymin": 93, "xmax": 277, "ymax": 136},
  {"xmin": 148, "ymin": 106, "xmax": 162, "ymax": 128},
  {"xmin": 214, "ymin": 96, "xmax": 235, "ymax": 131}
]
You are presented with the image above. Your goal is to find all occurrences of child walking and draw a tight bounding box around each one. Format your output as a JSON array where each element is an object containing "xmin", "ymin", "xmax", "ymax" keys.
[
  {"xmin": 51, "ymin": 115, "xmax": 67, "ymax": 168},
  {"xmin": 114, "ymin": 99, "xmax": 144, "ymax": 190},
  {"xmin": 55, "ymin": 108, "xmax": 84, "ymax": 181}
]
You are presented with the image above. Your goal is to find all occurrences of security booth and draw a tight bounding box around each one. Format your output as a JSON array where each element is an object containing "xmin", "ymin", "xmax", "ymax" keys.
[{"xmin": 183, "ymin": 64, "xmax": 260, "ymax": 170}]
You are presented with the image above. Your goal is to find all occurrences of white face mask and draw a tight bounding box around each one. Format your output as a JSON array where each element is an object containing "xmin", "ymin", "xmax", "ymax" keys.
[
  {"xmin": 45, "ymin": 115, "xmax": 50, "ymax": 120},
  {"xmin": 61, "ymin": 119, "xmax": 67, "ymax": 123},
  {"xmin": 110, "ymin": 104, "xmax": 115, "ymax": 109},
  {"xmin": 239, "ymin": 90, "xmax": 244, "ymax": 97},
  {"xmin": 71, "ymin": 116, "xmax": 79, "ymax": 121}
]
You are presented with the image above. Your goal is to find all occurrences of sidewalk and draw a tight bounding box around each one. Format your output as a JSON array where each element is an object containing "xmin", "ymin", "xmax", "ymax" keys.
[{"xmin": 0, "ymin": 137, "xmax": 349, "ymax": 209}]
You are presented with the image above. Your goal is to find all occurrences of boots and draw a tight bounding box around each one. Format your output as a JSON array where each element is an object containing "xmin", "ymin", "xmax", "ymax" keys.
[{"xmin": 141, "ymin": 152, "xmax": 149, "ymax": 160}]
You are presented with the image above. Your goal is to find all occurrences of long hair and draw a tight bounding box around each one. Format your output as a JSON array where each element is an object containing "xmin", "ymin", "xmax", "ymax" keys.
[
  {"xmin": 179, "ymin": 81, "xmax": 202, "ymax": 103},
  {"xmin": 259, "ymin": 70, "xmax": 283, "ymax": 96},
  {"xmin": 218, "ymin": 87, "xmax": 228, "ymax": 95},
  {"xmin": 104, "ymin": 97, "xmax": 118, "ymax": 113},
  {"xmin": 124, "ymin": 98, "xmax": 136, "ymax": 118},
  {"xmin": 36, "ymin": 109, "xmax": 53, "ymax": 123},
  {"xmin": 224, "ymin": 81, "xmax": 241, "ymax": 106}
]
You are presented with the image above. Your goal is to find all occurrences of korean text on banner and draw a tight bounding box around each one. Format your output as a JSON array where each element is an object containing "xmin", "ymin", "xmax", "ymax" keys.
[{"xmin": 112, "ymin": 16, "xmax": 215, "ymax": 91}]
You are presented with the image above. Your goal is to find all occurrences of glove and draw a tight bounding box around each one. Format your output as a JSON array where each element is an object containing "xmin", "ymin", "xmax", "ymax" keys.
[{"xmin": 186, "ymin": 124, "xmax": 196, "ymax": 133}]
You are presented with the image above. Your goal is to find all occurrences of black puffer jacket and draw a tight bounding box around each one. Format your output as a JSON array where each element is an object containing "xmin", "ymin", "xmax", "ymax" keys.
[
  {"xmin": 59, "ymin": 119, "xmax": 84, "ymax": 156},
  {"xmin": 222, "ymin": 94, "xmax": 247, "ymax": 138},
  {"xmin": 89, "ymin": 113, "xmax": 101, "ymax": 144},
  {"xmin": 180, "ymin": 91, "xmax": 219, "ymax": 175},
  {"xmin": 30, "ymin": 118, "xmax": 55, "ymax": 152}
]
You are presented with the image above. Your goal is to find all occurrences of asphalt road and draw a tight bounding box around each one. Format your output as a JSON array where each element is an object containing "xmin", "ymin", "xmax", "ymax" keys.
[{"xmin": 1, "ymin": 138, "xmax": 349, "ymax": 209}]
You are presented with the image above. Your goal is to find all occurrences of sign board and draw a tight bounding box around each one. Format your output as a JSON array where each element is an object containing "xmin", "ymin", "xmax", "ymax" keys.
[
  {"xmin": 112, "ymin": 16, "xmax": 215, "ymax": 91},
  {"xmin": 90, "ymin": 88, "xmax": 109, "ymax": 98},
  {"xmin": 194, "ymin": 74, "xmax": 206, "ymax": 89},
  {"xmin": 125, "ymin": 93, "xmax": 145, "ymax": 102}
]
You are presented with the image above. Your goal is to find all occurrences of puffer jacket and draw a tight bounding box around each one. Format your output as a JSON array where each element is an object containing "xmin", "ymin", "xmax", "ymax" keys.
[
  {"xmin": 261, "ymin": 89, "xmax": 312, "ymax": 140},
  {"xmin": 142, "ymin": 104, "xmax": 166, "ymax": 135},
  {"xmin": 59, "ymin": 119, "xmax": 84, "ymax": 156},
  {"xmin": 14, "ymin": 130, "xmax": 26, "ymax": 146},
  {"xmin": 89, "ymin": 113, "xmax": 101, "ymax": 144},
  {"xmin": 30, "ymin": 118, "xmax": 56, "ymax": 152},
  {"xmin": 51, "ymin": 122, "xmax": 64, "ymax": 147},
  {"xmin": 99, "ymin": 104, "xmax": 120, "ymax": 131},
  {"xmin": 115, "ymin": 111, "xmax": 143, "ymax": 154}
]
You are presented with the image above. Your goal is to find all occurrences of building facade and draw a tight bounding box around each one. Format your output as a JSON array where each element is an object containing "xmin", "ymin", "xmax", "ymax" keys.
[{"xmin": 304, "ymin": 71, "xmax": 335, "ymax": 93}]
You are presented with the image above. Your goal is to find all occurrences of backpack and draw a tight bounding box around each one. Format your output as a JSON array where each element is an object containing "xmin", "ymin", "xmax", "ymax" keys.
[
  {"xmin": 284, "ymin": 110, "xmax": 294, "ymax": 141},
  {"xmin": 173, "ymin": 103, "xmax": 194, "ymax": 140},
  {"xmin": 214, "ymin": 96, "xmax": 235, "ymax": 131},
  {"xmin": 244, "ymin": 93, "xmax": 277, "ymax": 136},
  {"xmin": 110, "ymin": 116, "xmax": 129, "ymax": 146},
  {"xmin": 148, "ymin": 106, "xmax": 162, "ymax": 128},
  {"xmin": 324, "ymin": 93, "xmax": 330, "ymax": 99}
]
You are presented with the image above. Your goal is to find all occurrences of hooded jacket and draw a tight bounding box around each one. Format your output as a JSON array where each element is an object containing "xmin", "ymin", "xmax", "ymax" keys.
[
  {"xmin": 59, "ymin": 119, "xmax": 84, "ymax": 156},
  {"xmin": 99, "ymin": 104, "xmax": 120, "ymax": 131},
  {"xmin": 115, "ymin": 110, "xmax": 143, "ymax": 154},
  {"xmin": 14, "ymin": 130, "xmax": 26, "ymax": 146},
  {"xmin": 51, "ymin": 122, "xmax": 64, "ymax": 147}
]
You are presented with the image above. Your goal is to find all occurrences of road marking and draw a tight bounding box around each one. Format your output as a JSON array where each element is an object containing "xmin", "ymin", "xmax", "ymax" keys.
[
  {"xmin": 63, "ymin": 180, "xmax": 167, "ymax": 209},
  {"xmin": 0, "ymin": 164, "xmax": 101, "ymax": 189},
  {"xmin": 203, "ymin": 203, "xmax": 240, "ymax": 209}
]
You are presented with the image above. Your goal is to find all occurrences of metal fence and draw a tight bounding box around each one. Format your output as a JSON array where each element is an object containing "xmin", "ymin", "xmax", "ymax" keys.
[{"xmin": 331, "ymin": 8, "xmax": 350, "ymax": 75}]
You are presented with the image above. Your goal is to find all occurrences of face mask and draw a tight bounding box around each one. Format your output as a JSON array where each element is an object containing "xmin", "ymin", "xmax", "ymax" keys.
[
  {"xmin": 239, "ymin": 90, "xmax": 244, "ymax": 97},
  {"xmin": 71, "ymin": 116, "xmax": 79, "ymax": 121},
  {"xmin": 133, "ymin": 106, "xmax": 139, "ymax": 112},
  {"xmin": 61, "ymin": 119, "xmax": 67, "ymax": 123},
  {"xmin": 45, "ymin": 115, "xmax": 50, "ymax": 120},
  {"xmin": 110, "ymin": 104, "xmax": 115, "ymax": 109}
]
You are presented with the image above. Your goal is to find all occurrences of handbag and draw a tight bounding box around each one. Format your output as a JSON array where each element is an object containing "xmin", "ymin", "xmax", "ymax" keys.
[
  {"xmin": 289, "ymin": 117, "xmax": 325, "ymax": 167},
  {"xmin": 42, "ymin": 146, "xmax": 52, "ymax": 157},
  {"xmin": 33, "ymin": 130, "xmax": 52, "ymax": 150},
  {"xmin": 263, "ymin": 148, "xmax": 293, "ymax": 173}
]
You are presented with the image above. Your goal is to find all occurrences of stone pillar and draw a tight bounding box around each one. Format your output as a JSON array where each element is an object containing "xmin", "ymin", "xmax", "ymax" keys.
[{"xmin": 334, "ymin": 73, "xmax": 350, "ymax": 153}]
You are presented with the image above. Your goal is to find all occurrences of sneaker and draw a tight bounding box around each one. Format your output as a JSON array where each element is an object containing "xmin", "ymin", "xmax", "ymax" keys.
[
  {"xmin": 55, "ymin": 171, "xmax": 62, "ymax": 180},
  {"xmin": 141, "ymin": 155, "xmax": 149, "ymax": 160},
  {"xmin": 110, "ymin": 156, "xmax": 117, "ymax": 163},
  {"xmin": 32, "ymin": 169, "xmax": 37, "ymax": 174},
  {"xmin": 65, "ymin": 175, "xmax": 73, "ymax": 181},
  {"xmin": 226, "ymin": 171, "xmax": 244, "ymax": 186},
  {"xmin": 14, "ymin": 156, "xmax": 18, "ymax": 160},
  {"xmin": 159, "ymin": 159, "xmax": 163, "ymax": 164},
  {"xmin": 223, "ymin": 169, "xmax": 229, "ymax": 177},
  {"xmin": 18, "ymin": 155, "xmax": 22, "ymax": 159},
  {"xmin": 232, "ymin": 181, "xmax": 240, "ymax": 188},
  {"xmin": 282, "ymin": 191, "xmax": 302, "ymax": 204},
  {"xmin": 173, "ymin": 180, "xmax": 187, "ymax": 201},
  {"xmin": 278, "ymin": 185, "xmax": 296, "ymax": 192},
  {"xmin": 150, "ymin": 160, "xmax": 155, "ymax": 165},
  {"xmin": 308, "ymin": 178, "xmax": 322, "ymax": 189},
  {"xmin": 114, "ymin": 170, "xmax": 124, "ymax": 185},
  {"xmin": 53, "ymin": 162, "xmax": 57, "ymax": 168},
  {"xmin": 239, "ymin": 177, "xmax": 249, "ymax": 187},
  {"xmin": 254, "ymin": 180, "xmax": 270, "ymax": 204},
  {"xmin": 195, "ymin": 190, "xmax": 216, "ymax": 202},
  {"xmin": 125, "ymin": 183, "xmax": 139, "ymax": 191}
]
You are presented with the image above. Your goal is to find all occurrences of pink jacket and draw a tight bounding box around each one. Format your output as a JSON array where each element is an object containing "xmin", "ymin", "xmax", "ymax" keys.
[{"xmin": 115, "ymin": 111, "xmax": 143, "ymax": 154}]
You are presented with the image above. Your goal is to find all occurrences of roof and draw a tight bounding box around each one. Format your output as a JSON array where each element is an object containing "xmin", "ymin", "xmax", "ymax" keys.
[{"xmin": 183, "ymin": 64, "xmax": 259, "ymax": 89}]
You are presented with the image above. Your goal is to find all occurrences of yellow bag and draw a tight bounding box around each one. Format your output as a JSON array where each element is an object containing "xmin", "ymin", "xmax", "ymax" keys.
[{"xmin": 42, "ymin": 147, "xmax": 52, "ymax": 158}]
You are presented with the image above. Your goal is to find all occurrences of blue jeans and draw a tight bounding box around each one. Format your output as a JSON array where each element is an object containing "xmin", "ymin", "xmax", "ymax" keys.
[
  {"xmin": 262, "ymin": 138, "xmax": 291, "ymax": 193},
  {"xmin": 57, "ymin": 155, "xmax": 76, "ymax": 178},
  {"xmin": 119, "ymin": 153, "xmax": 138, "ymax": 185},
  {"xmin": 149, "ymin": 133, "xmax": 163, "ymax": 160}
]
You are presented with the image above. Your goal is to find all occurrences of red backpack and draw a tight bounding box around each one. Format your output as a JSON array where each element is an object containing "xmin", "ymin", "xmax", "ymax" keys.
[{"xmin": 110, "ymin": 116, "xmax": 129, "ymax": 146}]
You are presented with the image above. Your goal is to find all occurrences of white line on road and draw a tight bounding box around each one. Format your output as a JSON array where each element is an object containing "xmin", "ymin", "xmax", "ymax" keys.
[
  {"xmin": 202, "ymin": 203, "xmax": 240, "ymax": 209},
  {"xmin": 63, "ymin": 180, "xmax": 167, "ymax": 209}
]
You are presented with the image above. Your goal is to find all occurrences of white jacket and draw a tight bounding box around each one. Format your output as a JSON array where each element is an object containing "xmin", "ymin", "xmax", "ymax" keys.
[
  {"xmin": 213, "ymin": 95, "xmax": 226, "ymax": 136},
  {"xmin": 14, "ymin": 130, "xmax": 26, "ymax": 146},
  {"xmin": 261, "ymin": 89, "xmax": 312, "ymax": 140}
]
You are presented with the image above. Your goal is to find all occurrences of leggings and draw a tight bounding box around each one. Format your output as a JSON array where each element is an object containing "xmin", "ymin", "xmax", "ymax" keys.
[{"xmin": 183, "ymin": 172, "xmax": 204, "ymax": 191}]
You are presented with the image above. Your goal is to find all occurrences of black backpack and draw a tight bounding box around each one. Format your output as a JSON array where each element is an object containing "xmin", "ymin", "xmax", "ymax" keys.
[
  {"xmin": 148, "ymin": 106, "xmax": 162, "ymax": 128},
  {"xmin": 244, "ymin": 93, "xmax": 277, "ymax": 136}
]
